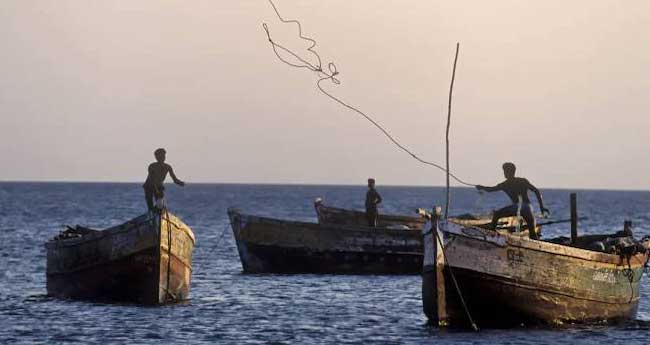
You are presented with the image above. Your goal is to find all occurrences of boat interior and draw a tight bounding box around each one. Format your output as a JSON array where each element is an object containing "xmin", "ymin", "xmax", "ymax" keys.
[
  {"xmin": 449, "ymin": 213, "xmax": 650, "ymax": 257},
  {"xmin": 50, "ymin": 225, "xmax": 99, "ymax": 241}
]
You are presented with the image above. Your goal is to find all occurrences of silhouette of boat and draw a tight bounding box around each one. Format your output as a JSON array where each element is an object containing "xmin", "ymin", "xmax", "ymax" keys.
[
  {"xmin": 46, "ymin": 210, "xmax": 195, "ymax": 304},
  {"xmin": 314, "ymin": 198, "xmax": 427, "ymax": 230},
  {"xmin": 422, "ymin": 207, "xmax": 650, "ymax": 327},
  {"xmin": 227, "ymin": 208, "xmax": 422, "ymax": 274}
]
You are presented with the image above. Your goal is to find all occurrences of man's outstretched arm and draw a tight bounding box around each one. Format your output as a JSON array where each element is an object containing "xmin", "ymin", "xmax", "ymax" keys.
[
  {"xmin": 168, "ymin": 166, "xmax": 185, "ymax": 186},
  {"xmin": 476, "ymin": 184, "xmax": 501, "ymax": 193}
]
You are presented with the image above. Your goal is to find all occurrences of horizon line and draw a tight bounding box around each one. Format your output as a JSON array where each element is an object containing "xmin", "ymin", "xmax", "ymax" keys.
[{"xmin": 0, "ymin": 179, "xmax": 648, "ymax": 193}]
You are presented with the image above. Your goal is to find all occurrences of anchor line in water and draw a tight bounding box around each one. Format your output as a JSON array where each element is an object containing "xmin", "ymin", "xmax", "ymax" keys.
[
  {"xmin": 434, "ymin": 223, "xmax": 479, "ymax": 331},
  {"xmin": 193, "ymin": 222, "xmax": 231, "ymax": 274},
  {"xmin": 164, "ymin": 208, "xmax": 175, "ymax": 301},
  {"xmin": 262, "ymin": 0, "xmax": 475, "ymax": 188}
]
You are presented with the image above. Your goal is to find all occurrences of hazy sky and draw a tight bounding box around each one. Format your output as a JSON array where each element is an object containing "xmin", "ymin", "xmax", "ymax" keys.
[{"xmin": 1, "ymin": 1, "xmax": 649, "ymax": 189}]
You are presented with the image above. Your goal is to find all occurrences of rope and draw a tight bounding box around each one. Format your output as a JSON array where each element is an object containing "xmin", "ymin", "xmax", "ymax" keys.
[
  {"xmin": 264, "ymin": 3, "xmax": 477, "ymax": 327},
  {"xmin": 163, "ymin": 208, "xmax": 175, "ymax": 302},
  {"xmin": 622, "ymin": 256, "xmax": 635, "ymax": 304},
  {"xmin": 193, "ymin": 222, "xmax": 231, "ymax": 273},
  {"xmin": 263, "ymin": 0, "xmax": 475, "ymax": 187}
]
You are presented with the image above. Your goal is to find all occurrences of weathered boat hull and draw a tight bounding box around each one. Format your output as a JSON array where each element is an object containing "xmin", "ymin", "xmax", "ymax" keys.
[
  {"xmin": 437, "ymin": 265, "xmax": 640, "ymax": 327},
  {"xmin": 423, "ymin": 219, "xmax": 648, "ymax": 327},
  {"xmin": 228, "ymin": 208, "xmax": 422, "ymax": 274},
  {"xmin": 314, "ymin": 199, "xmax": 427, "ymax": 230},
  {"xmin": 46, "ymin": 211, "xmax": 195, "ymax": 304}
]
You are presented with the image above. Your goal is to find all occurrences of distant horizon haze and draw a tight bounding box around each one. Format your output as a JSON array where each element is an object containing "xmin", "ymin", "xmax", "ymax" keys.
[{"xmin": 0, "ymin": 179, "xmax": 648, "ymax": 193}]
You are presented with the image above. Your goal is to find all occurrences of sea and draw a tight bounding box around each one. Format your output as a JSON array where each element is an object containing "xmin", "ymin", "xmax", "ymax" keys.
[{"xmin": 0, "ymin": 182, "xmax": 648, "ymax": 344}]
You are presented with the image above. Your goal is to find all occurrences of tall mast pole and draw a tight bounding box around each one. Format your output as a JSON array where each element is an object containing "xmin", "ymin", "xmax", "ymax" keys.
[{"xmin": 445, "ymin": 43, "xmax": 460, "ymax": 219}]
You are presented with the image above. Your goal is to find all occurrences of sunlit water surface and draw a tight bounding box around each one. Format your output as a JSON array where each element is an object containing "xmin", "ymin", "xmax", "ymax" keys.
[{"xmin": 0, "ymin": 183, "xmax": 648, "ymax": 344}]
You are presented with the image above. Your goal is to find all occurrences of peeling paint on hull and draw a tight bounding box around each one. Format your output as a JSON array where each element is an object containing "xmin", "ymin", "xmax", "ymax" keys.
[
  {"xmin": 423, "ymin": 220, "xmax": 648, "ymax": 327},
  {"xmin": 46, "ymin": 212, "xmax": 195, "ymax": 304},
  {"xmin": 228, "ymin": 208, "xmax": 422, "ymax": 274}
]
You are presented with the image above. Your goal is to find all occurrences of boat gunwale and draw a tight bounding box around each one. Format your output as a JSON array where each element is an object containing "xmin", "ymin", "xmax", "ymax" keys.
[
  {"xmin": 228, "ymin": 208, "xmax": 422, "ymax": 237},
  {"xmin": 45, "ymin": 213, "xmax": 195, "ymax": 249},
  {"xmin": 441, "ymin": 220, "xmax": 648, "ymax": 267},
  {"xmin": 315, "ymin": 203, "xmax": 427, "ymax": 224}
]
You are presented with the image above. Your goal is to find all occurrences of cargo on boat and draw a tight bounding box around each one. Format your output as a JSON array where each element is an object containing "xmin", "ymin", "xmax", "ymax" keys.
[
  {"xmin": 422, "ymin": 206, "xmax": 650, "ymax": 328},
  {"xmin": 315, "ymin": 198, "xmax": 427, "ymax": 230},
  {"xmin": 46, "ymin": 210, "xmax": 195, "ymax": 304},
  {"xmin": 227, "ymin": 208, "xmax": 422, "ymax": 274}
]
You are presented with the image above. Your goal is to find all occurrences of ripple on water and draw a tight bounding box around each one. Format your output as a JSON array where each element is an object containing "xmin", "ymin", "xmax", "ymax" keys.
[{"xmin": 0, "ymin": 183, "xmax": 649, "ymax": 345}]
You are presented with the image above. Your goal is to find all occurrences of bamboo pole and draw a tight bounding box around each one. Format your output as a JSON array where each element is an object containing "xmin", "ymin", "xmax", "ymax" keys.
[
  {"xmin": 445, "ymin": 43, "xmax": 460, "ymax": 219},
  {"xmin": 570, "ymin": 193, "xmax": 578, "ymax": 244}
]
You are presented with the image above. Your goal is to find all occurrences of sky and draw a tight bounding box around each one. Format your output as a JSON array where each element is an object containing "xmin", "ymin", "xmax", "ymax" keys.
[{"xmin": 1, "ymin": 1, "xmax": 649, "ymax": 189}]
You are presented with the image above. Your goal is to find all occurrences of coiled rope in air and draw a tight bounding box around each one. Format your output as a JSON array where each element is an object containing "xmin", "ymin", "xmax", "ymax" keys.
[
  {"xmin": 262, "ymin": 0, "xmax": 475, "ymax": 188},
  {"xmin": 263, "ymin": 0, "xmax": 478, "ymax": 330}
]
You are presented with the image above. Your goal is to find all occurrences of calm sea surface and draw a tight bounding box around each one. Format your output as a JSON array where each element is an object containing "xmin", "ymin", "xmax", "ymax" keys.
[{"xmin": 0, "ymin": 182, "xmax": 648, "ymax": 344}]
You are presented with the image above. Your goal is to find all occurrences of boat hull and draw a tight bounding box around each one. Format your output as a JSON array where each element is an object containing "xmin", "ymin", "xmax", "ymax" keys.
[
  {"xmin": 228, "ymin": 208, "xmax": 422, "ymax": 274},
  {"xmin": 423, "ymin": 221, "xmax": 648, "ymax": 327},
  {"xmin": 236, "ymin": 241, "xmax": 422, "ymax": 274},
  {"xmin": 46, "ymin": 212, "xmax": 195, "ymax": 304},
  {"xmin": 439, "ymin": 265, "xmax": 640, "ymax": 327}
]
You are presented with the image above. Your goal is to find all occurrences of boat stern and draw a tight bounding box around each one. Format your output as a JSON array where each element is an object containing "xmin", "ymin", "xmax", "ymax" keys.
[{"xmin": 158, "ymin": 211, "xmax": 195, "ymax": 303}]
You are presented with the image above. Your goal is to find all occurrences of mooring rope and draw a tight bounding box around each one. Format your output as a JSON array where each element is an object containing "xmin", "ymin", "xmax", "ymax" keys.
[
  {"xmin": 434, "ymin": 224, "xmax": 479, "ymax": 331},
  {"xmin": 193, "ymin": 222, "xmax": 232, "ymax": 274},
  {"xmin": 163, "ymin": 208, "xmax": 175, "ymax": 302},
  {"xmin": 263, "ymin": 0, "xmax": 475, "ymax": 187}
]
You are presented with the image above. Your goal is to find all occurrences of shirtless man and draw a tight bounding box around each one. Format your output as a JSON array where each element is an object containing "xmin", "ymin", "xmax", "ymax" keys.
[
  {"xmin": 475, "ymin": 162, "xmax": 549, "ymax": 239},
  {"xmin": 143, "ymin": 148, "xmax": 185, "ymax": 212},
  {"xmin": 365, "ymin": 178, "xmax": 382, "ymax": 227}
]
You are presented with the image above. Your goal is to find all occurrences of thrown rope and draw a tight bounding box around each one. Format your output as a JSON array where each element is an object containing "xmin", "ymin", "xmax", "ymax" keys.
[{"xmin": 263, "ymin": 0, "xmax": 475, "ymax": 187}]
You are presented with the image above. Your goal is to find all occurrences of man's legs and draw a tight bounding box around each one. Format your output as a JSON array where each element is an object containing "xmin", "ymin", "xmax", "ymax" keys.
[
  {"xmin": 490, "ymin": 204, "xmax": 518, "ymax": 229},
  {"xmin": 144, "ymin": 187, "xmax": 155, "ymax": 212},
  {"xmin": 366, "ymin": 208, "xmax": 378, "ymax": 227},
  {"xmin": 152, "ymin": 186, "xmax": 166, "ymax": 211},
  {"xmin": 520, "ymin": 204, "xmax": 538, "ymax": 239}
]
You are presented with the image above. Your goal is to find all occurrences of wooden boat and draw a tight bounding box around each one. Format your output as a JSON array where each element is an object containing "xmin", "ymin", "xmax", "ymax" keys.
[
  {"xmin": 227, "ymin": 208, "xmax": 422, "ymax": 274},
  {"xmin": 314, "ymin": 198, "xmax": 427, "ymax": 230},
  {"xmin": 46, "ymin": 210, "xmax": 195, "ymax": 304},
  {"xmin": 422, "ymin": 206, "xmax": 650, "ymax": 328}
]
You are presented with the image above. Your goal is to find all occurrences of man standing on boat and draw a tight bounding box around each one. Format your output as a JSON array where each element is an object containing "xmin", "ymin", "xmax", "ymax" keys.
[
  {"xmin": 475, "ymin": 162, "xmax": 549, "ymax": 239},
  {"xmin": 365, "ymin": 178, "xmax": 382, "ymax": 227},
  {"xmin": 143, "ymin": 148, "xmax": 185, "ymax": 212}
]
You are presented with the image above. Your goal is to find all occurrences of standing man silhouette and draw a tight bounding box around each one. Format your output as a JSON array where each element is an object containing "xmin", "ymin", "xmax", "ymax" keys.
[
  {"xmin": 143, "ymin": 148, "xmax": 185, "ymax": 212},
  {"xmin": 365, "ymin": 178, "xmax": 382, "ymax": 228}
]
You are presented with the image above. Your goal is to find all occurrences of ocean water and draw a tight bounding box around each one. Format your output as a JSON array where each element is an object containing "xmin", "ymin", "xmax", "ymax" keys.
[{"xmin": 0, "ymin": 182, "xmax": 648, "ymax": 344}]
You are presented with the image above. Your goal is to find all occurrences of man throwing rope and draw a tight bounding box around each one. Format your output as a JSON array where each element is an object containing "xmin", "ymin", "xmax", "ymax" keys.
[{"xmin": 475, "ymin": 163, "xmax": 549, "ymax": 239}]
